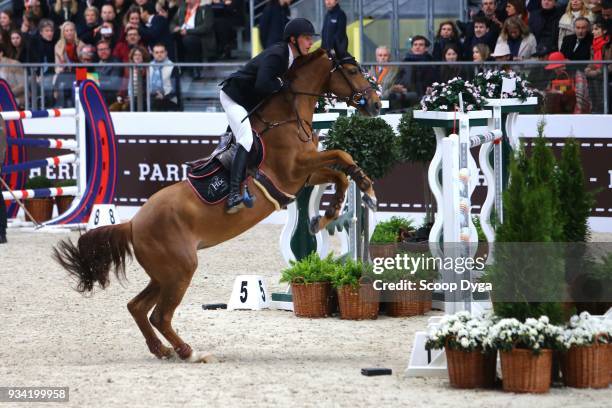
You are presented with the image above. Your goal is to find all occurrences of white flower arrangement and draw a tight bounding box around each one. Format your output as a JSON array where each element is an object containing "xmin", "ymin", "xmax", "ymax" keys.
[
  {"xmin": 420, "ymin": 77, "xmax": 486, "ymax": 112},
  {"xmin": 474, "ymin": 69, "xmax": 535, "ymax": 101},
  {"xmin": 484, "ymin": 316, "xmax": 565, "ymax": 354},
  {"xmin": 425, "ymin": 311, "xmax": 495, "ymax": 352},
  {"xmin": 561, "ymin": 311, "xmax": 611, "ymax": 349}
]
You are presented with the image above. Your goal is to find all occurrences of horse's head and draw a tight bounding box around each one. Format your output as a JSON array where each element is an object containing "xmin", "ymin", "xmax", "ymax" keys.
[{"xmin": 326, "ymin": 50, "xmax": 382, "ymax": 117}]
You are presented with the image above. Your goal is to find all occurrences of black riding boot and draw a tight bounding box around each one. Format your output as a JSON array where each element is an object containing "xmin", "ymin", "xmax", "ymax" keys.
[{"xmin": 226, "ymin": 144, "xmax": 249, "ymax": 214}]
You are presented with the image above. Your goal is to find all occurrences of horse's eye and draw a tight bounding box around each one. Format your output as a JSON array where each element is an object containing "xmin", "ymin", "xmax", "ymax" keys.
[{"xmin": 348, "ymin": 68, "xmax": 358, "ymax": 75}]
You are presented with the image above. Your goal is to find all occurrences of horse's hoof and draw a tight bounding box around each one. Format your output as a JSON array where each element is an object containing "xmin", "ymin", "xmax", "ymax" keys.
[
  {"xmin": 362, "ymin": 194, "xmax": 377, "ymax": 211},
  {"xmin": 158, "ymin": 345, "xmax": 175, "ymax": 360},
  {"xmin": 309, "ymin": 215, "xmax": 322, "ymax": 235}
]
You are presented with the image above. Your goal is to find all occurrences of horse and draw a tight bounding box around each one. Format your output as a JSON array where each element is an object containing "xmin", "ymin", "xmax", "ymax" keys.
[{"xmin": 53, "ymin": 49, "xmax": 382, "ymax": 363}]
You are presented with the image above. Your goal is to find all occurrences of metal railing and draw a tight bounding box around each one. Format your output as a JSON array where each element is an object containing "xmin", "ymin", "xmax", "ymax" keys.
[{"xmin": 1, "ymin": 59, "xmax": 609, "ymax": 113}]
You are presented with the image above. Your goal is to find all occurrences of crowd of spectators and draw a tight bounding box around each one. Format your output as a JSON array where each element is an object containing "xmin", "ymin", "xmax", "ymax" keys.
[
  {"xmin": 0, "ymin": 0, "xmax": 247, "ymax": 110},
  {"xmin": 365, "ymin": 0, "xmax": 612, "ymax": 113},
  {"xmin": 1, "ymin": 0, "xmax": 611, "ymax": 113}
]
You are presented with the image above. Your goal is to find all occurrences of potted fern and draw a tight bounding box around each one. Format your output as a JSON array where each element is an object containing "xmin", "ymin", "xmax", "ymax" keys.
[
  {"xmin": 369, "ymin": 216, "xmax": 414, "ymax": 259},
  {"xmin": 331, "ymin": 258, "xmax": 379, "ymax": 320},
  {"xmin": 280, "ymin": 252, "xmax": 337, "ymax": 318},
  {"xmin": 379, "ymin": 252, "xmax": 439, "ymax": 317},
  {"xmin": 24, "ymin": 175, "xmax": 54, "ymax": 223}
]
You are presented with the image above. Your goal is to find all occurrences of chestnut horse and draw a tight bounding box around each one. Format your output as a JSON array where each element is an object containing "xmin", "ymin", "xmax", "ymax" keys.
[{"xmin": 53, "ymin": 49, "xmax": 381, "ymax": 362}]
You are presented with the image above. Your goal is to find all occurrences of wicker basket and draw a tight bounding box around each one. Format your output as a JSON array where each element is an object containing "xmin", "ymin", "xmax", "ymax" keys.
[
  {"xmin": 608, "ymin": 343, "xmax": 612, "ymax": 385},
  {"xmin": 337, "ymin": 281, "xmax": 379, "ymax": 320},
  {"xmin": 291, "ymin": 279, "xmax": 334, "ymax": 318},
  {"xmin": 500, "ymin": 348, "xmax": 553, "ymax": 393},
  {"xmin": 55, "ymin": 195, "xmax": 74, "ymax": 215},
  {"xmin": 386, "ymin": 288, "xmax": 431, "ymax": 317},
  {"xmin": 446, "ymin": 347, "xmax": 497, "ymax": 389},
  {"xmin": 24, "ymin": 198, "xmax": 54, "ymax": 223},
  {"xmin": 368, "ymin": 243, "xmax": 398, "ymax": 260},
  {"xmin": 561, "ymin": 343, "xmax": 609, "ymax": 388}
]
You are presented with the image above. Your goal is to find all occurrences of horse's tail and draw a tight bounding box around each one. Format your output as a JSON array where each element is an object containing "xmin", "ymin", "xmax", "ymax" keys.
[{"xmin": 53, "ymin": 222, "xmax": 133, "ymax": 293}]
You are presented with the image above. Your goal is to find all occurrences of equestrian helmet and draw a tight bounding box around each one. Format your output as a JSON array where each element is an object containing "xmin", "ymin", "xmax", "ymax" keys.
[{"xmin": 283, "ymin": 18, "xmax": 318, "ymax": 41}]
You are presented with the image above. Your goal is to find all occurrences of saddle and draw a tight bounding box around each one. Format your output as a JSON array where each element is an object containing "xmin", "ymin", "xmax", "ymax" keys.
[{"xmin": 185, "ymin": 131, "xmax": 296, "ymax": 209}]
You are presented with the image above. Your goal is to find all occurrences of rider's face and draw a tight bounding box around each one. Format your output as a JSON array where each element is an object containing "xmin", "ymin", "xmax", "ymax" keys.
[{"xmin": 296, "ymin": 35, "xmax": 313, "ymax": 54}]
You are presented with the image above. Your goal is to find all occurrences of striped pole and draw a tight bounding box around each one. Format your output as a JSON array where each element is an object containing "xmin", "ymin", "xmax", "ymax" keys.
[
  {"xmin": 1, "ymin": 153, "xmax": 77, "ymax": 173},
  {"xmin": 2, "ymin": 186, "xmax": 78, "ymax": 201},
  {"xmin": 6, "ymin": 138, "xmax": 78, "ymax": 150},
  {"xmin": 0, "ymin": 108, "xmax": 76, "ymax": 121}
]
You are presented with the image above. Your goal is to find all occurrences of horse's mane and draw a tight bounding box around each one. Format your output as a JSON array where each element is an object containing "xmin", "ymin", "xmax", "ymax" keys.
[{"xmin": 287, "ymin": 49, "xmax": 328, "ymax": 80}]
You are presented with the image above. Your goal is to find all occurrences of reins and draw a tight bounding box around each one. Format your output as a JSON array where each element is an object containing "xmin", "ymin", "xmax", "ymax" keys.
[{"xmin": 246, "ymin": 51, "xmax": 372, "ymax": 143}]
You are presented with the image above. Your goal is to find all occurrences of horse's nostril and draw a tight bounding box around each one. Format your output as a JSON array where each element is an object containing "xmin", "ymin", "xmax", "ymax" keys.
[{"xmin": 375, "ymin": 101, "xmax": 382, "ymax": 110}]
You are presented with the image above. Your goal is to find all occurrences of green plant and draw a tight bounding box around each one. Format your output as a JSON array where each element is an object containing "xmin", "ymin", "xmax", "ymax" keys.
[
  {"xmin": 324, "ymin": 115, "xmax": 398, "ymax": 180},
  {"xmin": 330, "ymin": 258, "xmax": 374, "ymax": 289},
  {"xmin": 25, "ymin": 175, "xmax": 53, "ymax": 190},
  {"xmin": 54, "ymin": 179, "xmax": 77, "ymax": 188},
  {"xmin": 280, "ymin": 252, "xmax": 337, "ymax": 284},
  {"xmin": 556, "ymin": 138, "xmax": 594, "ymax": 243},
  {"xmin": 370, "ymin": 216, "xmax": 413, "ymax": 244},
  {"xmin": 486, "ymin": 122, "xmax": 565, "ymax": 324}
]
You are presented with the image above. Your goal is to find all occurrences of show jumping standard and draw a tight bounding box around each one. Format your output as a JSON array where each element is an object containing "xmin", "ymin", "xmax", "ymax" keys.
[{"xmin": 53, "ymin": 49, "xmax": 382, "ymax": 363}]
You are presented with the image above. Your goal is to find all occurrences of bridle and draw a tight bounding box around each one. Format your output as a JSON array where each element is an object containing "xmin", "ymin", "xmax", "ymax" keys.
[{"xmin": 256, "ymin": 50, "xmax": 375, "ymax": 143}]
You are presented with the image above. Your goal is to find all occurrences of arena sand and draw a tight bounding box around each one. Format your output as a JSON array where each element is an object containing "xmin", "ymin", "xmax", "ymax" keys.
[{"xmin": 1, "ymin": 224, "xmax": 610, "ymax": 408}]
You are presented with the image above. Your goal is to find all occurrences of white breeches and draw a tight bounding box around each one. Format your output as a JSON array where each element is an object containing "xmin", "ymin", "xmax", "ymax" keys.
[{"xmin": 220, "ymin": 89, "xmax": 253, "ymax": 151}]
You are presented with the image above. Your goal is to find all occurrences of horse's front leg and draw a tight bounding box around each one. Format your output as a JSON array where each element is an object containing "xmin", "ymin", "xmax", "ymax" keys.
[
  {"xmin": 306, "ymin": 167, "xmax": 349, "ymax": 234},
  {"xmin": 296, "ymin": 150, "xmax": 377, "ymax": 211}
]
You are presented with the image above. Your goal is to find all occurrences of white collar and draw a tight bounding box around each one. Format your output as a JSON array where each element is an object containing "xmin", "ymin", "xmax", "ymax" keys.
[{"xmin": 288, "ymin": 44, "xmax": 295, "ymax": 68}]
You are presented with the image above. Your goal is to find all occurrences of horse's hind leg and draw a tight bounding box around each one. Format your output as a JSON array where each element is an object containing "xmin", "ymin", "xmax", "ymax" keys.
[
  {"xmin": 127, "ymin": 280, "xmax": 174, "ymax": 359},
  {"xmin": 151, "ymin": 268, "xmax": 215, "ymax": 363},
  {"xmin": 306, "ymin": 167, "xmax": 349, "ymax": 234}
]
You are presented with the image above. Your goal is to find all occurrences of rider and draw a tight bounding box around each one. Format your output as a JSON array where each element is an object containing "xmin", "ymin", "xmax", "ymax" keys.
[{"xmin": 220, "ymin": 18, "xmax": 317, "ymax": 214}]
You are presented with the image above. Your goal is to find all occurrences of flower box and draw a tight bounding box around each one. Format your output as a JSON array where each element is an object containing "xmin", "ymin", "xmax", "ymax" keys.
[
  {"xmin": 500, "ymin": 348, "xmax": 553, "ymax": 393},
  {"xmin": 446, "ymin": 348, "xmax": 497, "ymax": 389}
]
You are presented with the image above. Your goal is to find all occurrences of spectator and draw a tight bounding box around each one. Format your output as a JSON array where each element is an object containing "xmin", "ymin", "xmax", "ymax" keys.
[
  {"xmin": 259, "ymin": 0, "xmax": 291, "ymax": 49},
  {"xmin": 528, "ymin": 43, "xmax": 555, "ymax": 92},
  {"xmin": 526, "ymin": 0, "xmax": 544, "ymax": 12},
  {"xmin": 0, "ymin": 44, "xmax": 25, "ymax": 107},
  {"xmin": 585, "ymin": 18, "xmax": 609, "ymax": 111},
  {"xmin": 462, "ymin": 16, "xmax": 498, "ymax": 59},
  {"xmin": 392, "ymin": 35, "xmax": 435, "ymax": 105},
  {"xmin": 544, "ymin": 51, "xmax": 577, "ymax": 112},
  {"xmin": 432, "ymin": 20, "xmax": 461, "ymax": 61},
  {"xmin": 171, "ymin": 0, "xmax": 216, "ymax": 78},
  {"xmin": 149, "ymin": 43, "xmax": 178, "ymax": 110},
  {"xmin": 473, "ymin": 43, "xmax": 492, "ymax": 61},
  {"xmin": 95, "ymin": 4, "xmax": 121, "ymax": 48},
  {"xmin": 477, "ymin": 0, "xmax": 506, "ymax": 35},
  {"xmin": 54, "ymin": 21, "xmax": 83, "ymax": 107},
  {"xmin": 31, "ymin": 19, "xmax": 56, "ymax": 67},
  {"xmin": 113, "ymin": 27, "xmax": 142, "ymax": 61},
  {"xmin": 0, "ymin": 11, "xmax": 16, "ymax": 35},
  {"xmin": 78, "ymin": 43, "xmax": 96, "ymax": 64},
  {"xmin": 51, "ymin": 0, "xmax": 81, "ymax": 27},
  {"xmin": 321, "ymin": 0, "xmax": 348, "ymax": 55},
  {"xmin": 560, "ymin": 16, "xmax": 593, "ymax": 62},
  {"xmin": 119, "ymin": 45, "xmax": 150, "ymax": 111},
  {"xmin": 139, "ymin": 2, "xmax": 173, "ymax": 58},
  {"xmin": 20, "ymin": 1, "xmax": 50, "ymax": 32},
  {"xmin": 589, "ymin": 0, "xmax": 603, "ymax": 16},
  {"xmin": 529, "ymin": 0, "xmax": 564, "ymax": 51},
  {"xmin": 78, "ymin": 6, "xmax": 100, "ymax": 45},
  {"xmin": 505, "ymin": 0, "xmax": 529, "ymax": 25},
  {"xmin": 120, "ymin": 7, "xmax": 142, "ymax": 41},
  {"xmin": 9, "ymin": 30, "xmax": 28, "ymax": 62},
  {"xmin": 368, "ymin": 45, "xmax": 399, "ymax": 100},
  {"xmin": 491, "ymin": 41, "xmax": 513, "ymax": 60},
  {"xmin": 438, "ymin": 44, "xmax": 467, "ymax": 82},
  {"xmin": 212, "ymin": 0, "xmax": 243, "ymax": 59},
  {"xmin": 558, "ymin": 0, "xmax": 595, "ymax": 48},
  {"xmin": 494, "ymin": 16, "xmax": 538, "ymax": 59},
  {"xmin": 113, "ymin": 0, "xmax": 133, "ymax": 23},
  {"xmin": 95, "ymin": 39, "xmax": 124, "ymax": 105}
]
